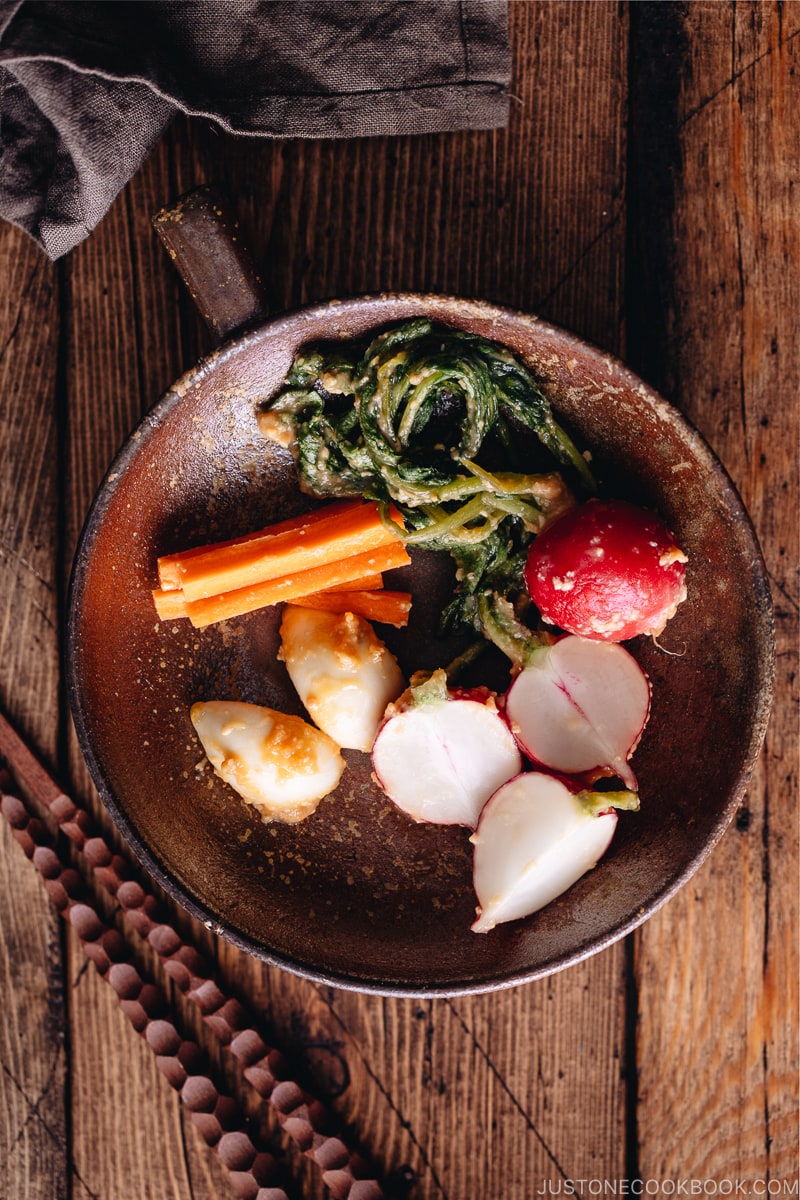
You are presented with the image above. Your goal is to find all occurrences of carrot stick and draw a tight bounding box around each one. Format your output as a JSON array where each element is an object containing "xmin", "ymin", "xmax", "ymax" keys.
[
  {"xmin": 157, "ymin": 500, "xmax": 355, "ymax": 591},
  {"xmin": 152, "ymin": 588, "xmax": 189, "ymax": 620},
  {"xmin": 153, "ymin": 572, "xmax": 386, "ymax": 622},
  {"xmin": 178, "ymin": 501, "xmax": 402, "ymax": 602},
  {"xmin": 290, "ymin": 590, "xmax": 412, "ymax": 627},
  {"xmin": 321, "ymin": 572, "xmax": 384, "ymax": 593},
  {"xmin": 183, "ymin": 541, "xmax": 411, "ymax": 628}
]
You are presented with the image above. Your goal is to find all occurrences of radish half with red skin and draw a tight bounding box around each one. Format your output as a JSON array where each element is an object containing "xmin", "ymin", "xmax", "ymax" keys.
[
  {"xmin": 504, "ymin": 633, "xmax": 651, "ymax": 791},
  {"xmin": 470, "ymin": 772, "xmax": 639, "ymax": 933},
  {"xmin": 371, "ymin": 669, "xmax": 522, "ymax": 829},
  {"xmin": 525, "ymin": 498, "xmax": 688, "ymax": 643},
  {"xmin": 476, "ymin": 594, "xmax": 651, "ymax": 791}
]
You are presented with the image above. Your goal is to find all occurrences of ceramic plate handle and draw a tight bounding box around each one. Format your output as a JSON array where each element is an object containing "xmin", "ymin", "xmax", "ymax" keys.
[{"xmin": 153, "ymin": 185, "xmax": 266, "ymax": 342}]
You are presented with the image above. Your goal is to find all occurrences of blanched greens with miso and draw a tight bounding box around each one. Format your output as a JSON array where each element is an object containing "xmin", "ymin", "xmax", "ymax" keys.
[{"xmin": 258, "ymin": 319, "xmax": 594, "ymax": 640}]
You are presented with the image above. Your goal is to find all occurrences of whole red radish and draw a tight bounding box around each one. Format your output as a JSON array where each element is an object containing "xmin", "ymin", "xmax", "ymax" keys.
[{"xmin": 525, "ymin": 499, "xmax": 687, "ymax": 642}]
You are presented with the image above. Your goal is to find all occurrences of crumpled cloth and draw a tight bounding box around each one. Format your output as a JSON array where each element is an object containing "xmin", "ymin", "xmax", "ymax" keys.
[{"xmin": 0, "ymin": 0, "xmax": 510, "ymax": 259}]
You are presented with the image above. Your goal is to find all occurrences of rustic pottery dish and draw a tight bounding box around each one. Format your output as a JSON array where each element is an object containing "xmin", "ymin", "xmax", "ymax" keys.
[{"xmin": 66, "ymin": 190, "xmax": 774, "ymax": 996}]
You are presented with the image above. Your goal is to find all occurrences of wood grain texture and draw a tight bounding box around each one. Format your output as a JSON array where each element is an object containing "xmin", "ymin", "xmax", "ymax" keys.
[
  {"xmin": 0, "ymin": 3, "xmax": 795, "ymax": 1199},
  {"xmin": 629, "ymin": 0, "xmax": 799, "ymax": 1185},
  {"xmin": 0, "ymin": 225, "xmax": 67, "ymax": 1200},
  {"xmin": 59, "ymin": 168, "xmax": 214, "ymax": 1200},
  {"xmin": 0, "ymin": 817, "xmax": 67, "ymax": 1200}
]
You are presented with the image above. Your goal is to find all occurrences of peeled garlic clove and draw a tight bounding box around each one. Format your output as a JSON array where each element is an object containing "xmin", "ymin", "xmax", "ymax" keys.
[
  {"xmin": 191, "ymin": 700, "xmax": 345, "ymax": 824},
  {"xmin": 470, "ymin": 772, "xmax": 638, "ymax": 933},
  {"xmin": 279, "ymin": 605, "xmax": 405, "ymax": 751}
]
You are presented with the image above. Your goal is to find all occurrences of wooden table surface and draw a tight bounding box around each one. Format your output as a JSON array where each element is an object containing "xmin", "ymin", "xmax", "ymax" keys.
[{"xmin": 1, "ymin": 4, "xmax": 797, "ymax": 1197}]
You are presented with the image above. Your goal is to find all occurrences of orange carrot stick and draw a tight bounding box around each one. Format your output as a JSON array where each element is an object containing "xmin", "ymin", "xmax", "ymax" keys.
[
  {"xmin": 152, "ymin": 587, "xmax": 189, "ymax": 620},
  {"xmin": 290, "ymin": 590, "xmax": 412, "ymax": 627},
  {"xmin": 321, "ymin": 572, "xmax": 384, "ymax": 593},
  {"xmin": 157, "ymin": 500, "xmax": 355, "ymax": 591},
  {"xmin": 178, "ymin": 501, "xmax": 402, "ymax": 602},
  {"xmin": 183, "ymin": 541, "xmax": 411, "ymax": 628},
  {"xmin": 153, "ymin": 572, "xmax": 386, "ymax": 622}
]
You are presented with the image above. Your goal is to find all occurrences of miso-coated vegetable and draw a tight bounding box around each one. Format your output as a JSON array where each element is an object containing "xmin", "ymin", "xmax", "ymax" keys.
[{"xmin": 260, "ymin": 319, "xmax": 594, "ymax": 640}]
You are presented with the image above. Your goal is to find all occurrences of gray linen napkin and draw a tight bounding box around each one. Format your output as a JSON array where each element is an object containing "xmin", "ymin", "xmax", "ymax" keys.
[{"xmin": 0, "ymin": 0, "xmax": 511, "ymax": 258}]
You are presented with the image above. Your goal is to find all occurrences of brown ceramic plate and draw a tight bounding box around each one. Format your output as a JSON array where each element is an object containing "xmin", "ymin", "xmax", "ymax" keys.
[{"xmin": 66, "ymin": 291, "xmax": 774, "ymax": 996}]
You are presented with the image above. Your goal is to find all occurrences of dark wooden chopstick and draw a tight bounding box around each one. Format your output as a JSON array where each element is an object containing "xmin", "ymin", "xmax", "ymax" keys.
[
  {"xmin": 0, "ymin": 710, "xmax": 385, "ymax": 1200},
  {"xmin": 0, "ymin": 779, "xmax": 290, "ymax": 1200}
]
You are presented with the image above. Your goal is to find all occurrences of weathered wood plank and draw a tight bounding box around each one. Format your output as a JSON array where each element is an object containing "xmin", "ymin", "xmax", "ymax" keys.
[
  {"xmin": 0, "ymin": 224, "xmax": 67, "ymax": 1200},
  {"xmin": 59, "ymin": 148, "xmax": 229, "ymax": 1199},
  {"xmin": 630, "ymin": 1, "xmax": 799, "ymax": 1183},
  {"xmin": 166, "ymin": 3, "xmax": 627, "ymax": 349},
  {"xmin": 0, "ymin": 233, "xmax": 61, "ymax": 754},
  {"xmin": 324, "ymin": 950, "xmax": 628, "ymax": 1196},
  {"xmin": 0, "ymin": 819, "xmax": 67, "ymax": 1200}
]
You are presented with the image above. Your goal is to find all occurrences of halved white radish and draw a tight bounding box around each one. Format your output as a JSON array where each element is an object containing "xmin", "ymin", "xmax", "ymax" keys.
[
  {"xmin": 470, "ymin": 772, "xmax": 638, "ymax": 932},
  {"xmin": 190, "ymin": 700, "xmax": 345, "ymax": 824},
  {"xmin": 504, "ymin": 635, "xmax": 650, "ymax": 791},
  {"xmin": 279, "ymin": 605, "xmax": 405, "ymax": 752},
  {"xmin": 371, "ymin": 670, "xmax": 522, "ymax": 828}
]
